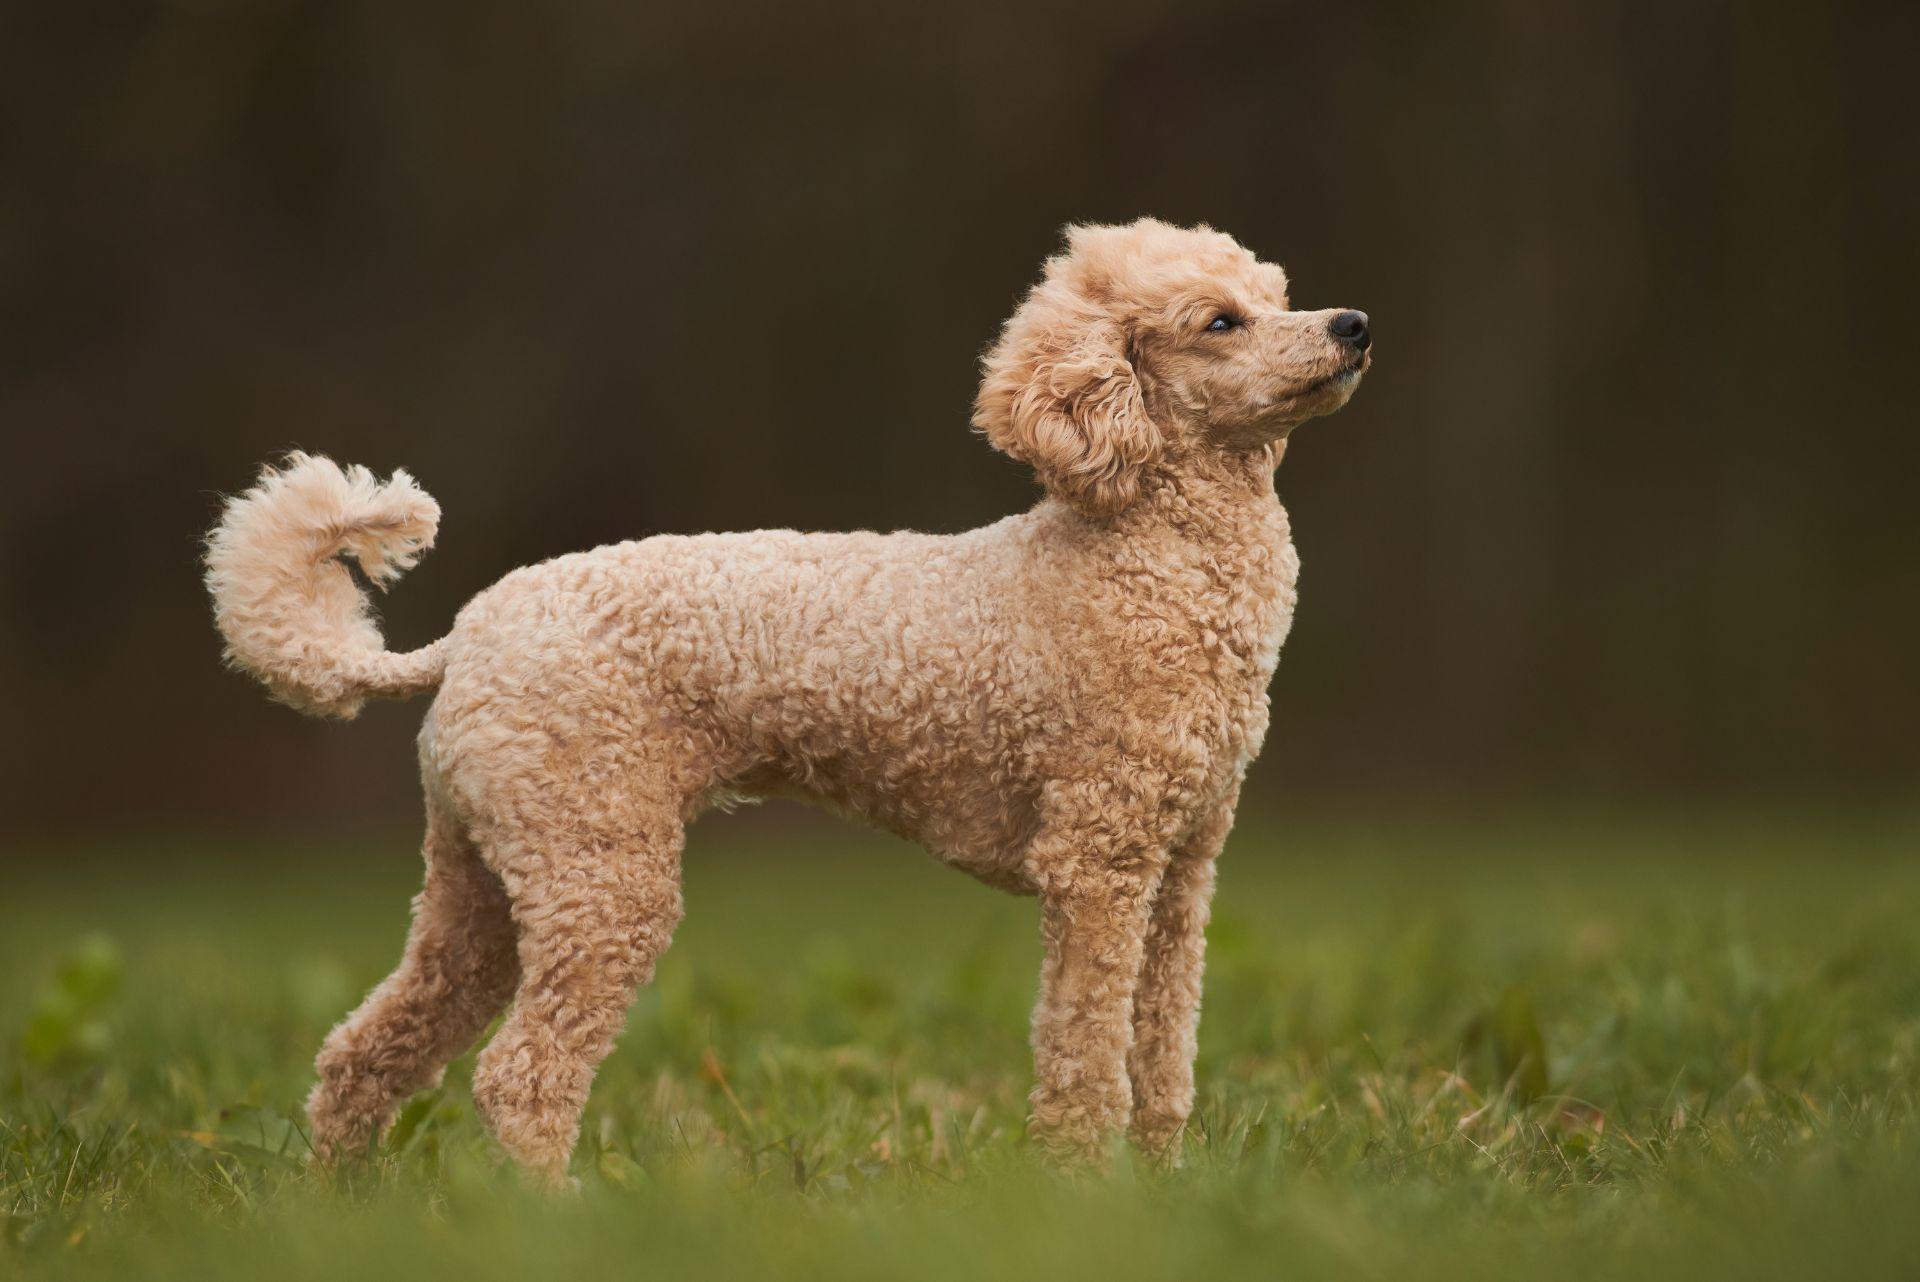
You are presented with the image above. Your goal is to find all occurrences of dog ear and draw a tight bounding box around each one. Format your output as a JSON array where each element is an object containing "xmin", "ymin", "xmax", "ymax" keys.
[{"xmin": 973, "ymin": 294, "xmax": 1161, "ymax": 519}]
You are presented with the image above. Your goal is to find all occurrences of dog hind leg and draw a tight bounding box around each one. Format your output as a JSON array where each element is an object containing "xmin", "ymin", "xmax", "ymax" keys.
[
  {"xmin": 468, "ymin": 801, "xmax": 686, "ymax": 1186},
  {"xmin": 306, "ymin": 804, "xmax": 520, "ymax": 1161}
]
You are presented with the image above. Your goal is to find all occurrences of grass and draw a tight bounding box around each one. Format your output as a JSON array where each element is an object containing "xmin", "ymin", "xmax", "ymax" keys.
[{"xmin": 3, "ymin": 801, "xmax": 1919, "ymax": 1280}]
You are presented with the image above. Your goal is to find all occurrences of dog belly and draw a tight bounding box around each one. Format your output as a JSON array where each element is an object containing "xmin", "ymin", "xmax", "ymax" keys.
[{"xmin": 735, "ymin": 763, "xmax": 1040, "ymax": 895}]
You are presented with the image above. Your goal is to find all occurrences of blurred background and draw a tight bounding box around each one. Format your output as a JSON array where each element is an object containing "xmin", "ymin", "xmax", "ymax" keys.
[{"xmin": 2, "ymin": 0, "xmax": 1916, "ymax": 840}]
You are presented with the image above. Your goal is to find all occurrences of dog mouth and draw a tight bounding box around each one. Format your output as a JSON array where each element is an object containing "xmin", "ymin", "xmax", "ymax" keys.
[
  {"xmin": 1240, "ymin": 356, "xmax": 1370, "ymax": 437},
  {"xmin": 1281, "ymin": 361, "xmax": 1366, "ymax": 405}
]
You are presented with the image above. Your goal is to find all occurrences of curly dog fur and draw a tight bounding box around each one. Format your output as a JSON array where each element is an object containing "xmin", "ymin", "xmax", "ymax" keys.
[{"xmin": 204, "ymin": 218, "xmax": 1370, "ymax": 1182}]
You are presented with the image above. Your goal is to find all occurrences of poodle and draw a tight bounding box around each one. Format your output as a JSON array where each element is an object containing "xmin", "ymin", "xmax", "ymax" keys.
[{"xmin": 203, "ymin": 217, "xmax": 1371, "ymax": 1182}]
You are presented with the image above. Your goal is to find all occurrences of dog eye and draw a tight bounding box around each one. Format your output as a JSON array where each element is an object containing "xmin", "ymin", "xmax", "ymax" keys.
[{"xmin": 1206, "ymin": 315, "xmax": 1236, "ymax": 333}]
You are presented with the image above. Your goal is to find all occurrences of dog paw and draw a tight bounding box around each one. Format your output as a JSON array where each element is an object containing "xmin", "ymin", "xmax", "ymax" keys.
[
  {"xmin": 1127, "ymin": 1112, "xmax": 1190, "ymax": 1164},
  {"xmin": 1028, "ymin": 1089, "xmax": 1129, "ymax": 1166}
]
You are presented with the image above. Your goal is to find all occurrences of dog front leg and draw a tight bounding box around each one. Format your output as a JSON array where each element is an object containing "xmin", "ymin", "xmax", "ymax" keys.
[
  {"xmin": 1126, "ymin": 789, "xmax": 1235, "ymax": 1157},
  {"xmin": 1025, "ymin": 812, "xmax": 1172, "ymax": 1161}
]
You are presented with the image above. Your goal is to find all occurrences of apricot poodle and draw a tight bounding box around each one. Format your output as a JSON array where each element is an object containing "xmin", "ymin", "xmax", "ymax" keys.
[{"xmin": 203, "ymin": 218, "xmax": 1371, "ymax": 1183}]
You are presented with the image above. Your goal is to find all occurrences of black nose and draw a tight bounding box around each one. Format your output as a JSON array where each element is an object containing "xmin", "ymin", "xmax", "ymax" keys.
[{"xmin": 1330, "ymin": 309, "xmax": 1370, "ymax": 351}]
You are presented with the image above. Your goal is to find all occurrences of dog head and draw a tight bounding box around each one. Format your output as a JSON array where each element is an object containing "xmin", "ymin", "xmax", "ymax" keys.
[{"xmin": 973, "ymin": 218, "xmax": 1369, "ymax": 517}]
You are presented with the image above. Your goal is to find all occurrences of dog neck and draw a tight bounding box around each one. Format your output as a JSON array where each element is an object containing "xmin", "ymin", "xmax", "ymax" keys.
[
  {"xmin": 1069, "ymin": 445, "xmax": 1296, "ymax": 675},
  {"xmin": 1108, "ymin": 446, "xmax": 1286, "ymax": 547}
]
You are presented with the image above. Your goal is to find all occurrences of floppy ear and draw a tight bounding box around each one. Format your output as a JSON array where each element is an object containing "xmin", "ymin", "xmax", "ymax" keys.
[{"xmin": 973, "ymin": 294, "xmax": 1161, "ymax": 518}]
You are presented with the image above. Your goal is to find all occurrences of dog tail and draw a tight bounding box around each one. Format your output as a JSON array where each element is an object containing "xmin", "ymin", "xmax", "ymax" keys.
[{"xmin": 204, "ymin": 452, "xmax": 447, "ymax": 719}]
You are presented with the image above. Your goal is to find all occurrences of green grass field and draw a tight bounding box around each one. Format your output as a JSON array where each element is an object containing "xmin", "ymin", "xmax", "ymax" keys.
[{"xmin": 4, "ymin": 803, "xmax": 1919, "ymax": 1280}]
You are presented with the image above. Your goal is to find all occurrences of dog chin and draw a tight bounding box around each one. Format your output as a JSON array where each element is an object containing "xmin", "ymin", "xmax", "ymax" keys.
[
  {"xmin": 1275, "ymin": 365, "xmax": 1364, "ymax": 422},
  {"xmin": 1306, "ymin": 364, "xmax": 1365, "ymax": 400},
  {"xmin": 1220, "ymin": 366, "xmax": 1365, "ymax": 445}
]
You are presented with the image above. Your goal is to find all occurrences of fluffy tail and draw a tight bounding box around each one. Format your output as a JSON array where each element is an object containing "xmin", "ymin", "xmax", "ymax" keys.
[{"xmin": 204, "ymin": 452, "xmax": 447, "ymax": 719}]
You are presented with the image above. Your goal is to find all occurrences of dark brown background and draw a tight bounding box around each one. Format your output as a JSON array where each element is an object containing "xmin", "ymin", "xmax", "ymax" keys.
[{"xmin": 3, "ymin": 0, "xmax": 1915, "ymax": 837}]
